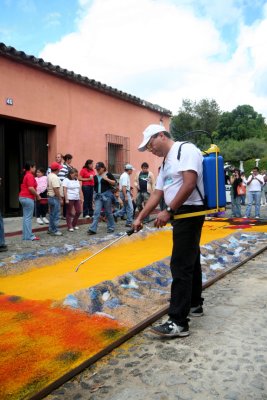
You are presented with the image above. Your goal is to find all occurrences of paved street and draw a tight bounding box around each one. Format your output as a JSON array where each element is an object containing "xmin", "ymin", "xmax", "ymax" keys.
[
  {"xmin": 1, "ymin": 204, "xmax": 267, "ymax": 399},
  {"xmin": 45, "ymin": 249, "xmax": 267, "ymax": 400}
]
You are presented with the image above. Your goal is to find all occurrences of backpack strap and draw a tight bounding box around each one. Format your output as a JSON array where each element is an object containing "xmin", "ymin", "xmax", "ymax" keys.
[
  {"xmin": 177, "ymin": 141, "xmax": 190, "ymax": 161},
  {"xmin": 160, "ymin": 141, "xmax": 190, "ymax": 170}
]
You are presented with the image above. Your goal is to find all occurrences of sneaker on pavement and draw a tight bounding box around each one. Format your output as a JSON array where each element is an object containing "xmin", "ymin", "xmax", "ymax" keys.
[
  {"xmin": 0, "ymin": 245, "xmax": 8, "ymax": 252},
  {"xmin": 88, "ymin": 230, "xmax": 96, "ymax": 235},
  {"xmin": 32, "ymin": 236, "xmax": 40, "ymax": 241},
  {"xmin": 150, "ymin": 319, "xmax": 189, "ymax": 337},
  {"xmin": 36, "ymin": 218, "xmax": 44, "ymax": 225},
  {"xmin": 52, "ymin": 231, "xmax": 63, "ymax": 236},
  {"xmin": 189, "ymin": 305, "xmax": 204, "ymax": 317},
  {"xmin": 125, "ymin": 223, "xmax": 132, "ymax": 228},
  {"xmin": 255, "ymin": 216, "xmax": 260, "ymax": 219},
  {"xmin": 85, "ymin": 215, "xmax": 90, "ymax": 219},
  {"xmin": 42, "ymin": 217, "xmax": 49, "ymax": 224},
  {"xmin": 68, "ymin": 228, "xmax": 74, "ymax": 232},
  {"xmin": 74, "ymin": 226, "xmax": 79, "ymax": 230}
]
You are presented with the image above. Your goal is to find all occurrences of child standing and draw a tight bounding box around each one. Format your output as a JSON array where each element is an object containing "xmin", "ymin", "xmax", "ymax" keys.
[
  {"xmin": 62, "ymin": 168, "xmax": 83, "ymax": 232},
  {"xmin": 35, "ymin": 167, "xmax": 49, "ymax": 224}
]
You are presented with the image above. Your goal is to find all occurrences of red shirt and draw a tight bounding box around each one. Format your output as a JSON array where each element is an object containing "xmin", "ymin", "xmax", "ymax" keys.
[
  {"xmin": 79, "ymin": 167, "xmax": 95, "ymax": 186},
  {"xmin": 19, "ymin": 171, "xmax": 37, "ymax": 200}
]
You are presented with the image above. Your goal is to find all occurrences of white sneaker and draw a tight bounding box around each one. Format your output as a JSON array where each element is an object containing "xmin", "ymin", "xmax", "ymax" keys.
[
  {"xmin": 74, "ymin": 226, "xmax": 79, "ymax": 230},
  {"xmin": 52, "ymin": 231, "xmax": 63, "ymax": 236},
  {"xmin": 68, "ymin": 228, "xmax": 74, "ymax": 232},
  {"xmin": 36, "ymin": 218, "xmax": 44, "ymax": 225},
  {"xmin": 42, "ymin": 217, "xmax": 49, "ymax": 224},
  {"xmin": 85, "ymin": 215, "xmax": 90, "ymax": 219}
]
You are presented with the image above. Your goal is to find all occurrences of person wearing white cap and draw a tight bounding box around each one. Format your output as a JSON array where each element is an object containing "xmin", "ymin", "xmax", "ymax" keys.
[
  {"xmin": 117, "ymin": 164, "xmax": 135, "ymax": 227},
  {"xmin": 133, "ymin": 124, "xmax": 205, "ymax": 338}
]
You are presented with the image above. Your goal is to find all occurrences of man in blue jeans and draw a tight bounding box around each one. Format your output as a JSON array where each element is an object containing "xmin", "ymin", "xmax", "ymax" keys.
[
  {"xmin": 118, "ymin": 164, "xmax": 135, "ymax": 227},
  {"xmin": 87, "ymin": 162, "xmax": 116, "ymax": 235},
  {"xmin": 244, "ymin": 167, "xmax": 264, "ymax": 219},
  {"xmin": 0, "ymin": 177, "xmax": 7, "ymax": 252},
  {"xmin": 133, "ymin": 124, "xmax": 205, "ymax": 338}
]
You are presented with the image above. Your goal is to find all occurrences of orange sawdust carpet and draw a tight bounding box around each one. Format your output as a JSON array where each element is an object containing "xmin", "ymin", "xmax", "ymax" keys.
[{"xmin": 0, "ymin": 294, "xmax": 126, "ymax": 400}]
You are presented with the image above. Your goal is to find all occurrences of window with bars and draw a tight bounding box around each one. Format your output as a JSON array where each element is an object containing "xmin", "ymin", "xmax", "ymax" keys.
[{"xmin": 106, "ymin": 134, "xmax": 130, "ymax": 174}]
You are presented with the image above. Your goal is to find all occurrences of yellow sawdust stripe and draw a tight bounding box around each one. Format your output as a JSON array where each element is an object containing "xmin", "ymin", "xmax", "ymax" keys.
[{"xmin": 1, "ymin": 221, "xmax": 265, "ymax": 301}]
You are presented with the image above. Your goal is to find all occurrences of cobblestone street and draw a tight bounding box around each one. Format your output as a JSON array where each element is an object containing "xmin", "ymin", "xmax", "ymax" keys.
[
  {"xmin": 1, "ymin": 204, "xmax": 267, "ymax": 399},
  {"xmin": 46, "ymin": 251, "xmax": 267, "ymax": 400}
]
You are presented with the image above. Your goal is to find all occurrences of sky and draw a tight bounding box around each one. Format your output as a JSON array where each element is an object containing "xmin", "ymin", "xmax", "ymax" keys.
[{"xmin": 1, "ymin": 0, "xmax": 267, "ymax": 118}]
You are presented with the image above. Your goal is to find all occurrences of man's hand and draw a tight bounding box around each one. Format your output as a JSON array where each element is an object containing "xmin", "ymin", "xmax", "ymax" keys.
[
  {"xmin": 154, "ymin": 210, "xmax": 171, "ymax": 228},
  {"xmin": 133, "ymin": 217, "xmax": 143, "ymax": 233}
]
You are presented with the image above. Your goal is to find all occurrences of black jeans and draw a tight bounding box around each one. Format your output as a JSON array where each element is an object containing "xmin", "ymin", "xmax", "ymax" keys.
[
  {"xmin": 168, "ymin": 206, "xmax": 205, "ymax": 325},
  {"xmin": 82, "ymin": 185, "xmax": 94, "ymax": 217}
]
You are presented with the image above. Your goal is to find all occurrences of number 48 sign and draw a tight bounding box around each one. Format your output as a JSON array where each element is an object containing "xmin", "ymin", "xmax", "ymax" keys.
[{"xmin": 6, "ymin": 98, "xmax": 13, "ymax": 105}]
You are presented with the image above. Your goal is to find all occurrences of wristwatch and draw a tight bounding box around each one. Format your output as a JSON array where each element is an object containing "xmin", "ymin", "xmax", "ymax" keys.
[{"xmin": 166, "ymin": 206, "xmax": 175, "ymax": 216}]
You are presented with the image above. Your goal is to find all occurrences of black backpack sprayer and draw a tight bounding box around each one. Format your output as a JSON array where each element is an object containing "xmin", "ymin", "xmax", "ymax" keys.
[{"xmin": 75, "ymin": 130, "xmax": 226, "ymax": 271}]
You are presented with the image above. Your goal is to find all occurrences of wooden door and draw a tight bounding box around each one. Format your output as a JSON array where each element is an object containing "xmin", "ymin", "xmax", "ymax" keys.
[
  {"xmin": 0, "ymin": 119, "xmax": 48, "ymax": 215},
  {"xmin": 0, "ymin": 122, "xmax": 4, "ymax": 213},
  {"xmin": 23, "ymin": 125, "xmax": 48, "ymax": 170}
]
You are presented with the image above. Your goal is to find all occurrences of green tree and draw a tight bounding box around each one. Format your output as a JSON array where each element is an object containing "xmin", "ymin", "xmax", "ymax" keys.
[
  {"xmin": 217, "ymin": 104, "xmax": 267, "ymax": 141},
  {"xmin": 194, "ymin": 98, "xmax": 221, "ymax": 133},
  {"xmin": 218, "ymin": 138, "xmax": 267, "ymax": 163},
  {"xmin": 170, "ymin": 98, "xmax": 221, "ymax": 149},
  {"xmin": 170, "ymin": 99, "xmax": 196, "ymax": 139}
]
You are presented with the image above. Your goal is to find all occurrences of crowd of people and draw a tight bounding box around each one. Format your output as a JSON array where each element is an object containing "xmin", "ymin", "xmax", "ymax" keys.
[
  {"xmin": 0, "ymin": 148, "xmax": 266, "ymax": 247},
  {"xmin": 227, "ymin": 167, "xmax": 267, "ymax": 218},
  {"xmin": 7, "ymin": 153, "xmax": 156, "ymax": 241}
]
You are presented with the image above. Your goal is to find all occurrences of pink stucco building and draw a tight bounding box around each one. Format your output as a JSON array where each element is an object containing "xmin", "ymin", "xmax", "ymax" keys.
[{"xmin": 0, "ymin": 43, "xmax": 171, "ymax": 216}]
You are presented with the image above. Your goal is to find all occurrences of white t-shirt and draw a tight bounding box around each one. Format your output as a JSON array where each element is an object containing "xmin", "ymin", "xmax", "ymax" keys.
[
  {"xmin": 119, "ymin": 172, "xmax": 131, "ymax": 191},
  {"xmin": 156, "ymin": 141, "xmax": 204, "ymax": 206},
  {"xmin": 246, "ymin": 174, "xmax": 264, "ymax": 192},
  {"xmin": 62, "ymin": 178, "xmax": 81, "ymax": 200}
]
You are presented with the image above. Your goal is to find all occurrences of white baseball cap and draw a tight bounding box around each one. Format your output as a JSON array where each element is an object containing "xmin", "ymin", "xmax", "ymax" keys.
[
  {"xmin": 124, "ymin": 164, "xmax": 135, "ymax": 170},
  {"xmin": 138, "ymin": 124, "xmax": 167, "ymax": 152}
]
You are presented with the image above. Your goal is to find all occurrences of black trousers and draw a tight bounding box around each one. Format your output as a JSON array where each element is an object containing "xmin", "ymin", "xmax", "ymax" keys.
[
  {"xmin": 168, "ymin": 206, "xmax": 205, "ymax": 325},
  {"xmin": 82, "ymin": 185, "xmax": 94, "ymax": 217}
]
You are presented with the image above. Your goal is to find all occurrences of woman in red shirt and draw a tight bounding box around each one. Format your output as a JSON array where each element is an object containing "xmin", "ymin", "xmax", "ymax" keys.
[
  {"xmin": 19, "ymin": 161, "xmax": 41, "ymax": 241},
  {"xmin": 79, "ymin": 159, "xmax": 95, "ymax": 218}
]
